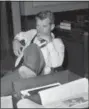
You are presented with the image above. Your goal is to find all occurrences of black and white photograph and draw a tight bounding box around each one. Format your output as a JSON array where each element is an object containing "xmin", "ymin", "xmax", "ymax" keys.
[{"xmin": 0, "ymin": 0, "xmax": 89, "ymax": 108}]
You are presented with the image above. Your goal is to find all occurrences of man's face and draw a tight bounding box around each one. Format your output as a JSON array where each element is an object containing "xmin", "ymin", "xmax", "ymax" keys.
[{"xmin": 36, "ymin": 18, "xmax": 54, "ymax": 36}]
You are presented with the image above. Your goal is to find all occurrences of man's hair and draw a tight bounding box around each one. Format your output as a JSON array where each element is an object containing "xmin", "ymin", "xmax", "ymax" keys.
[{"xmin": 35, "ymin": 10, "xmax": 55, "ymax": 24}]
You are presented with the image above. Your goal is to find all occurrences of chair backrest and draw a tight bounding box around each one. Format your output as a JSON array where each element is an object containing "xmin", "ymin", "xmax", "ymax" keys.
[{"xmin": 62, "ymin": 48, "xmax": 68, "ymax": 70}]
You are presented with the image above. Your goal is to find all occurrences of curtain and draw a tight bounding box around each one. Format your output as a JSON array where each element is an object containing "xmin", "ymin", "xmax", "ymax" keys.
[
  {"xmin": 0, "ymin": 2, "xmax": 9, "ymax": 53},
  {"xmin": 0, "ymin": 1, "xmax": 14, "ymax": 74},
  {"xmin": 0, "ymin": 1, "xmax": 14, "ymax": 57}
]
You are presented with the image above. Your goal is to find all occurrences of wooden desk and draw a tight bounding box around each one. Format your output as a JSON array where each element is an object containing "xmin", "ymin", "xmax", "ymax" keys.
[
  {"xmin": 12, "ymin": 70, "xmax": 81, "ymax": 108},
  {"xmin": 13, "ymin": 70, "xmax": 81, "ymax": 93}
]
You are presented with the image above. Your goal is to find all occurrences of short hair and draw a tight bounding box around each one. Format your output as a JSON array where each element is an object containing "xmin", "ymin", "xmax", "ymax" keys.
[{"xmin": 35, "ymin": 10, "xmax": 55, "ymax": 24}]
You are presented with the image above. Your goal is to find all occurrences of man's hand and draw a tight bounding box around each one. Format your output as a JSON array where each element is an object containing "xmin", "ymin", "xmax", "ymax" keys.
[{"xmin": 13, "ymin": 39, "xmax": 24, "ymax": 57}]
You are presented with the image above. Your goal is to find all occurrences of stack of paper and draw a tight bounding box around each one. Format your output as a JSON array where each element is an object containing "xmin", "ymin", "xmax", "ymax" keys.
[
  {"xmin": 1, "ymin": 96, "xmax": 13, "ymax": 108},
  {"xmin": 16, "ymin": 78, "xmax": 88, "ymax": 108},
  {"xmin": 38, "ymin": 78, "xmax": 88, "ymax": 108}
]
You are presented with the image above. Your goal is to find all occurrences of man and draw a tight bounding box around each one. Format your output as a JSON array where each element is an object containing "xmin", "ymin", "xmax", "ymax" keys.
[
  {"xmin": 1, "ymin": 10, "xmax": 65, "ymax": 96},
  {"xmin": 13, "ymin": 10, "xmax": 65, "ymax": 77}
]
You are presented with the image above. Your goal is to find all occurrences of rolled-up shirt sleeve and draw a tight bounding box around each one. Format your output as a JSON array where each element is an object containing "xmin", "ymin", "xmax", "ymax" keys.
[
  {"xmin": 14, "ymin": 29, "xmax": 37, "ymax": 45},
  {"xmin": 57, "ymin": 39, "xmax": 65, "ymax": 66}
]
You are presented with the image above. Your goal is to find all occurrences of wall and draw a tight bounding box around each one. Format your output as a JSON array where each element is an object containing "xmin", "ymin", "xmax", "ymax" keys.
[
  {"xmin": 21, "ymin": 9, "xmax": 89, "ymax": 31},
  {"xmin": 0, "ymin": 2, "xmax": 15, "ymax": 73},
  {"xmin": 11, "ymin": 1, "xmax": 89, "ymax": 36},
  {"xmin": 1, "ymin": 2, "xmax": 9, "ymax": 51},
  {"xmin": 20, "ymin": 1, "xmax": 89, "ymax": 16}
]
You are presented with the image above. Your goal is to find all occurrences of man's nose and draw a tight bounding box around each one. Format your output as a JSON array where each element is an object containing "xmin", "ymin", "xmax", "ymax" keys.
[{"xmin": 38, "ymin": 27, "xmax": 43, "ymax": 32}]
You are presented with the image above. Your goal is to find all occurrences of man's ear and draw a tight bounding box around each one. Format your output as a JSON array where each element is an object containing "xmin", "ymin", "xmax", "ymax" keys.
[{"xmin": 51, "ymin": 24, "xmax": 55, "ymax": 31}]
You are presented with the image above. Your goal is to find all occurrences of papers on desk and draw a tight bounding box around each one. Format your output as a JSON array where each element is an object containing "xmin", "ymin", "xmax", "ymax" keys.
[
  {"xmin": 17, "ymin": 98, "xmax": 45, "ymax": 108},
  {"xmin": 38, "ymin": 78, "xmax": 88, "ymax": 108},
  {"xmin": 1, "ymin": 96, "xmax": 13, "ymax": 108},
  {"xmin": 16, "ymin": 78, "xmax": 88, "ymax": 108},
  {"xmin": 43, "ymin": 92, "xmax": 88, "ymax": 108}
]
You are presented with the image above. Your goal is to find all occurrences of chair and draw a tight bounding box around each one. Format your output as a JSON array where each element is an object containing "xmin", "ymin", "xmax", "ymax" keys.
[{"xmin": 62, "ymin": 48, "xmax": 68, "ymax": 70}]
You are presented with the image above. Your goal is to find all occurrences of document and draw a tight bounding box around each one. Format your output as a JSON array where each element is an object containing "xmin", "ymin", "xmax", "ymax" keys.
[
  {"xmin": 38, "ymin": 78, "xmax": 88, "ymax": 108},
  {"xmin": 1, "ymin": 96, "xmax": 13, "ymax": 108},
  {"xmin": 17, "ymin": 78, "xmax": 88, "ymax": 108},
  {"xmin": 44, "ymin": 92, "xmax": 88, "ymax": 108},
  {"xmin": 17, "ymin": 98, "xmax": 44, "ymax": 108}
]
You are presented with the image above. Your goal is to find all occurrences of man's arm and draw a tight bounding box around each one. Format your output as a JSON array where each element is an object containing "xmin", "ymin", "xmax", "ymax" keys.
[
  {"xmin": 12, "ymin": 39, "xmax": 24, "ymax": 56},
  {"xmin": 47, "ymin": 38, "xmax": 65, "ymax": 68},
  {"xmin": 13, "ymin": 29, "xmax": 37, "ymax": 56},
  {"xmin": 53, "ymin": 38, "xmax": 65, "ymax": 66}
]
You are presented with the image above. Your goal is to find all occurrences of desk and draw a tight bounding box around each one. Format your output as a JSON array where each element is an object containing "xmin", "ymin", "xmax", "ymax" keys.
[
  {"xmin": 13, "ymin": 70, "xmax": 80, "ymax": 94},
  {"xmin": 12, "ymin": 70, "xmax": 81, "ymax": 108}
]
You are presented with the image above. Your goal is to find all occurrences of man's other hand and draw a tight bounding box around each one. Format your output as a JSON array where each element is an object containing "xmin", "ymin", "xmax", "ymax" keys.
[{"xmin": 13, "ymin": 39, "xmax": 24, "ymax": 57}]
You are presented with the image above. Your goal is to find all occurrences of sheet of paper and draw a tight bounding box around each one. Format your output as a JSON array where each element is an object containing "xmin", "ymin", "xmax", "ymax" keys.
[
  {"xmin": 17, "ymin": 98, "xmax": 44, "ymax": 108},
  {"xmin": 1, "ymin": 96, "xmax": 13, "ymax": 108},
  {"xmin": 38, "ymin": 78, "xmax": 88, "ymax": 106},
  {"xmin": 44, "ymin": 92, "xmax": 88, "ymax": 108}
]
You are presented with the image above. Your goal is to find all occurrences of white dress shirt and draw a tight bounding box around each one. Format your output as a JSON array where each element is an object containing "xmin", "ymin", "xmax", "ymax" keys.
[{"xmin": 14, "ymin": 29, "xmax": 65, "ymax": 75}]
